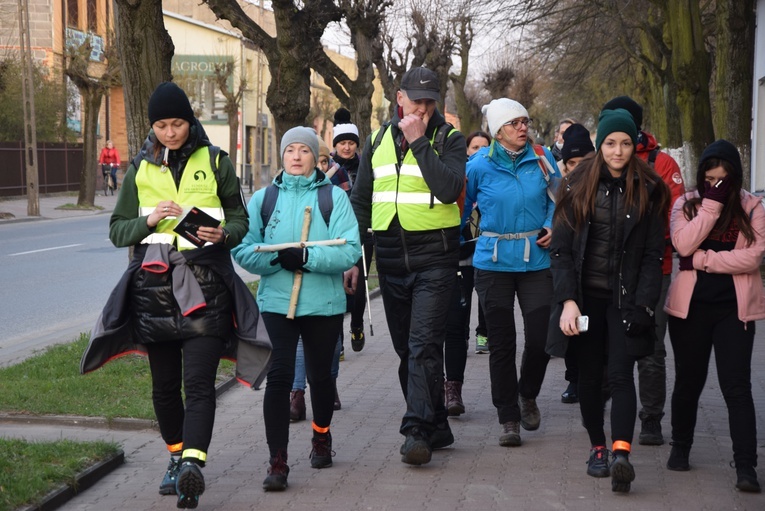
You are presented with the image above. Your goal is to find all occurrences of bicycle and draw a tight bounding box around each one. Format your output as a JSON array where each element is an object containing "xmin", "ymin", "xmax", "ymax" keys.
[{"xmin": 102, "ymin": 164, "xmax": 115, "ymax": 196}]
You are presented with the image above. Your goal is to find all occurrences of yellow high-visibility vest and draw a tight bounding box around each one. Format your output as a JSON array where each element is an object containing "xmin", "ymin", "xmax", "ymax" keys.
[
  {"xmin": 135, "ymin": 147, "xmax": 223, "ymax": 250},
  {"xmin": 370, "ymin": 127, "xmax": 460, "ymax": 231}
]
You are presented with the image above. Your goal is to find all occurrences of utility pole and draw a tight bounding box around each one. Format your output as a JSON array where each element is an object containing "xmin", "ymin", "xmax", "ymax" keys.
[{"xmin": 18, "ymin": 0, "xmax": 39, "ymax": 216}]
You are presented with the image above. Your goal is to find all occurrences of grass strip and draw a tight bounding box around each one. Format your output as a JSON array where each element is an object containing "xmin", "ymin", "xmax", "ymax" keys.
[
  {"xmin": 0, "ymin": 438, "xmax": 120, "ymax": 511},
  {"xmin": 0, "ymin": 333, "xmax": 235, "ymax": 421}
]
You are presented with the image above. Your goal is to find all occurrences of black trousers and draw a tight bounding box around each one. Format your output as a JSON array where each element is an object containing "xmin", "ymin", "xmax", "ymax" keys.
[
  {"xmin": 637, "ymin": 274, "xmax": 671, "ymax": 420},
  {"xmin": 475, "ymin": 269, "xmax": 552, "ymax": 424},
  {"xmin": 261, "ymin": 312, "xmax": 343, "ymax": 458},
  {"xmin": 444, "ymin": 268, "xmax": 471, "ymax": 382},
  {"xmin": 379, "ymin": 267, "xmax": 455, "ymax": 436},
  {"xmin": 668, "ymin": 303, "xmax": 757, "ymax": 468},
  {"xmin": 576, "ymin": 295, "xmax": 637, "ymax": 447},
  {"xmin": 146, "ymin": 336, "xmax": 225, "ymax": 464}
]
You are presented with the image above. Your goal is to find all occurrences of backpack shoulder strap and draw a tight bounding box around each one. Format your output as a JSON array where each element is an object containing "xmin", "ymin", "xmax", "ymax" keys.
[
  {"xmin": 648, "ymin": 148, "xmax": 660, "ymax": 169},
  {"xmin": 433, "ymin": 122, "xmax": 454, "ymax": 156},
  {"xmin": 259, "ymin": 184, "xmax": 279, "ymax": 237},
  {"xmin": 533, "ymin": 144, "xmax": 557, "ymax": 203},
  {"xmin": 369, "ymin": 123, "xmax": 390, "ymax": 158},
  {"xmin": 259, "ymin": 183, "xmax": 334, "ymax": 237},
  {"xmin": 208, "ymin": 145, "xmax": 222, "ymax": 178},
  {"xmin": 317, "ymin": 184, "xmax": 334, "ymax": 228}
]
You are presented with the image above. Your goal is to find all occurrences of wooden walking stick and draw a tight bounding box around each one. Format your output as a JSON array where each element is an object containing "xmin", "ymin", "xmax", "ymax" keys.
[
  {"xmin": 254, "ymin": 238, "xmax": 346, "ymax": 252},
  {"xmin": 287, "ymin": 206, "xmax": 312, "ymax": 319}
]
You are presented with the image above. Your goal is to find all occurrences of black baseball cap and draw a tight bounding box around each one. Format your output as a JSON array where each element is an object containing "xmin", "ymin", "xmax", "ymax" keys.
[{"xmin": 400, "ymin": 67, "xmax": 440, "ymax": 101}]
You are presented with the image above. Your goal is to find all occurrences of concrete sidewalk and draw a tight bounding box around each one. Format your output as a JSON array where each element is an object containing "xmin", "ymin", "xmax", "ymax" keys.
[
  {"xmin": 0, "ymin": 192, "xmax": 119, "ymax": 223},
  {"xmin": 3, "ymin": 291, "xmax": 764, "ymax": 511}
]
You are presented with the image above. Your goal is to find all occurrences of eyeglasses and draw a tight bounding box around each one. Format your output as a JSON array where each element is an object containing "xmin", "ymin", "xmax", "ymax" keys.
[{"xmin": 504, "ymin": 118, "xmax": 533, "ymax": 130}]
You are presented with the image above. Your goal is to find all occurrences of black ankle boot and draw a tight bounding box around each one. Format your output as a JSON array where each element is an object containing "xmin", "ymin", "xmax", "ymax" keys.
[
  {"xmin": 735, "ymin": 465, "xmax": 761, "ymax": 493},
  {"xmin": 667, "ymin": 442, "xmax": 691, "ymax": 471}
]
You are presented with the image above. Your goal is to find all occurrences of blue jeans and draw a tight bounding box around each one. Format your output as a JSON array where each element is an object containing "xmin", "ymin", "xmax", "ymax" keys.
[{"xmin": 292, "ymin": 335, "xmax": 342, "ymax": 391}]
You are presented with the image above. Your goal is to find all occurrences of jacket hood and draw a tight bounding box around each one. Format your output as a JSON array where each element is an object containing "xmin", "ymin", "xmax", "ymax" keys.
[{"xmin": 137, "ymin": 118, "xmax": 212, "ymax": 166}]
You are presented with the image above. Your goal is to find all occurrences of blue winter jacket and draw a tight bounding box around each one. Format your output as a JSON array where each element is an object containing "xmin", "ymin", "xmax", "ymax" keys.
[
  {"xmin": 232, "ymin": 169, "xmax": 361, "ymax": 316},
  {"xmin": 465, "ymin": 140, "xmax": 557, "ymax": 272}
]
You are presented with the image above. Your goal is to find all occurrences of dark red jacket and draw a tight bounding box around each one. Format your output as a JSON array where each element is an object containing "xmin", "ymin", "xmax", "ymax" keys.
[{"xmin": 99, "ymin": 146, "xmax": 121, "ymax": 165}]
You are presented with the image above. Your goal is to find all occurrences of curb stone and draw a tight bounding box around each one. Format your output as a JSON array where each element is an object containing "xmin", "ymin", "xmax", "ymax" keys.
[{"xmin": 17, "ymin": 449, "xmax": 125, "ymax": 511}]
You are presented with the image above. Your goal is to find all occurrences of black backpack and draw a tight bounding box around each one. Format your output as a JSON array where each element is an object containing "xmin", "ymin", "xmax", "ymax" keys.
[{"xmin": 259, "ymin": 183, "xmax": 333, "ymax": 237}]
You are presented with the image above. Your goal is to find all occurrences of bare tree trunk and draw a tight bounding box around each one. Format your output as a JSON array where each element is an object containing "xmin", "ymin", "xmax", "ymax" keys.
[
  {"xmin": 713, "ymin": 0, "xmax": 755, "ymax": 187},
  {"xmin": 114, "ymin": 0, "xmax": 174, "ymax": 159},
  {"xmin": 450, "ymin": 16, "xmax": 481, "ymax": 136},
  {"xmin": 77, "ymin": 89, "xmax": 104, "ymax": 206},
  {"xmin": 666, "ymin": 0, "xmax": 715, "ymax": 176}
]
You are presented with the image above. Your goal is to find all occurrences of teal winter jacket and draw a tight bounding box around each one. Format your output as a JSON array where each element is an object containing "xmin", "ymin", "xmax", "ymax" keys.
[{"xmin": 232, "ymin": 170, "xmax": 361, "ymax": 317}]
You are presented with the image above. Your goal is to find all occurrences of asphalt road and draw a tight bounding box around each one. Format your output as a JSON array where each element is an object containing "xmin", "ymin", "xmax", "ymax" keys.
[
  {"xmin": 0, "ymin": 214, "xmax": 258, "ymax": 367},
  {"xmin": 0, "ymin": 215, "xmax": 127, "ymax": 366}
]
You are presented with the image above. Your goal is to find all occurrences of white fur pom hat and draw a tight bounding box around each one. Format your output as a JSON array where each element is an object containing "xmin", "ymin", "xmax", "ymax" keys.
[{"xmin": 482, "ymin": 98, "xmax": 530, "ymax": 137}]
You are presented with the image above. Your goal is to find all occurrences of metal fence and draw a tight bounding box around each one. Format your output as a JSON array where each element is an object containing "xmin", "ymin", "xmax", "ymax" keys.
[{"xmin": 0, "ymin": 142, "xmax": 84, "ymax": 197}]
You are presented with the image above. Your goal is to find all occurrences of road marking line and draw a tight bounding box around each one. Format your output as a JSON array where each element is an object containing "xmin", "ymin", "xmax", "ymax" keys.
[{"xmin": 9, "ymin": 244, "xmax": 83, "ymax": 256}]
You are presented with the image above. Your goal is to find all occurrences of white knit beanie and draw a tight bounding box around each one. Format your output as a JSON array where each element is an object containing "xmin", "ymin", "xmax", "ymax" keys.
[
  {"xmin": 332, "ymin": 107, "xmax": 360, "ymax": 146},
  {"xmin": 482, "ymin": 98, "xmax": 530, "ymax": 137}
]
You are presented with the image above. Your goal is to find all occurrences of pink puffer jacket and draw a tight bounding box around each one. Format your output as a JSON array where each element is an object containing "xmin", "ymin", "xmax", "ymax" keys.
[{"xmin": 664, "ymin": 191, "xmax": 765, "ymax": 322}]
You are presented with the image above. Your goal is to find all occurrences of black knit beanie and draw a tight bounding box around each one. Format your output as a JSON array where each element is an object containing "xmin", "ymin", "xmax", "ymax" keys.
[
  {"xmin": 699, "ymin": 139, "xmax": 743, "ymax": 178},
  {"xmin": 332, "ymin": 107, "xmax": 360, "ymax": 146},
  {"xmin": 561, "ymin": 124, "xmax": 595, "ymax": 162},
  {"xmin": 148, "ymin": 82, "xmax": 196, "ymax": 125},
  {"xmin": 602, "ymin": 96, "xmax": 643, "ymax": 131}
]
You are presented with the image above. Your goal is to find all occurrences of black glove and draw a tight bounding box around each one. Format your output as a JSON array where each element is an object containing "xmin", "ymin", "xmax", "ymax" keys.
[
  {"xmin": 678, "ymin": 255, "xmax": 693, "ymax": 271},
  {"xmin": 625, "ymin": 307, "xmax": 654, "ymax": 337},
  {"xmin": 270, "ymin": 247, "xmax": 308, "ymax": 272}
]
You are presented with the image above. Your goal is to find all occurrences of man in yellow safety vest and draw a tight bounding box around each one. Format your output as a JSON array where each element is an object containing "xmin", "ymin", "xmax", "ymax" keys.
[{"xmin": 347, "ymin": 66, "xmax": 466, "ymax": 466}]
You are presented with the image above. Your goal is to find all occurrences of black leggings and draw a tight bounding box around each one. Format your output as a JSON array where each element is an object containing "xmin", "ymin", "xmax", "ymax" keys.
[
  {"xmin": 576, "ymin": 295, "xmax": 637, "ymax": 447},
  {"xmin": 261, "ymin": 312, "xmax": 343, "ymax": 457},
  {"xmin": 668, "ymin": 303, "xmax": 757, "ymax": 468},
  {"xmin": 145, "ymin": 336, "xmax": 225, "ymax": 463}
]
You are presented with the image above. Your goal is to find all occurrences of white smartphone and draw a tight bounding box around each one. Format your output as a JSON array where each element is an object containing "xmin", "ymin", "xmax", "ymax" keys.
[{"xmin": 576, "ymin": 315, "xmax": 589, "ymax": 333}]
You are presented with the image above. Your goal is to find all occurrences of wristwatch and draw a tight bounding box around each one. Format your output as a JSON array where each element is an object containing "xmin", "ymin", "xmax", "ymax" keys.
[{"xmin": 221, "ymin": 228, "xmax": 230, "ymax": 245}]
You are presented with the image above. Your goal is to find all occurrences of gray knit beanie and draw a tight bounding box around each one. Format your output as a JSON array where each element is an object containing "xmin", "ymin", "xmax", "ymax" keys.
[{"xmin": 280, "ymin": 127, "xmax": 319, "ymax": 164}]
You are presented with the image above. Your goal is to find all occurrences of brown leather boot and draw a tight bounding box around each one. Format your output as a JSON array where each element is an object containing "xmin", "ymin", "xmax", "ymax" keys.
[
  {"xmin": 289, "ymin": 389, "xmax": 306, "ymax": 421},
  {"xmin": 444, "ymin": 380, "xmax": 465, "ymax": 416}
]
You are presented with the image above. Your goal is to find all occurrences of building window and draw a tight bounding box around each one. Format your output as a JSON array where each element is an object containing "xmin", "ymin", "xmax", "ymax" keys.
[
  {"xmin": 67, "ymin": 0, "xmax": 79, "ymax": 28},
  {"xmin": 87, "ymin": 0, "xmax": 97, "ymax": 32}
]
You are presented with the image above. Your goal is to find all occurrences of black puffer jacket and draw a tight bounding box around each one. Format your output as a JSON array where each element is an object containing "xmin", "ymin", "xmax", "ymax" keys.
[
  {"xmin": 130, "ymin": 245, "xmax": 233, "ymax": 343},
  {"xmin": 81, "ymin": 244, "xmax": 272, "ymax": 389},
  {"xmin": 546, "ymin": 168, "xmax": 666, "ymax": 358},
  {"xmin": 581, "ymin": 171, "xmax": 627, "ymax": 295}
]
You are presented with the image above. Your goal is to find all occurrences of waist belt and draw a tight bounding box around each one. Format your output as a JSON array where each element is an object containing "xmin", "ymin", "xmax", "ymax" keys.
[{"xmin": 482, "ymin": 230, "xmax": 541, "ymax": 263}]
